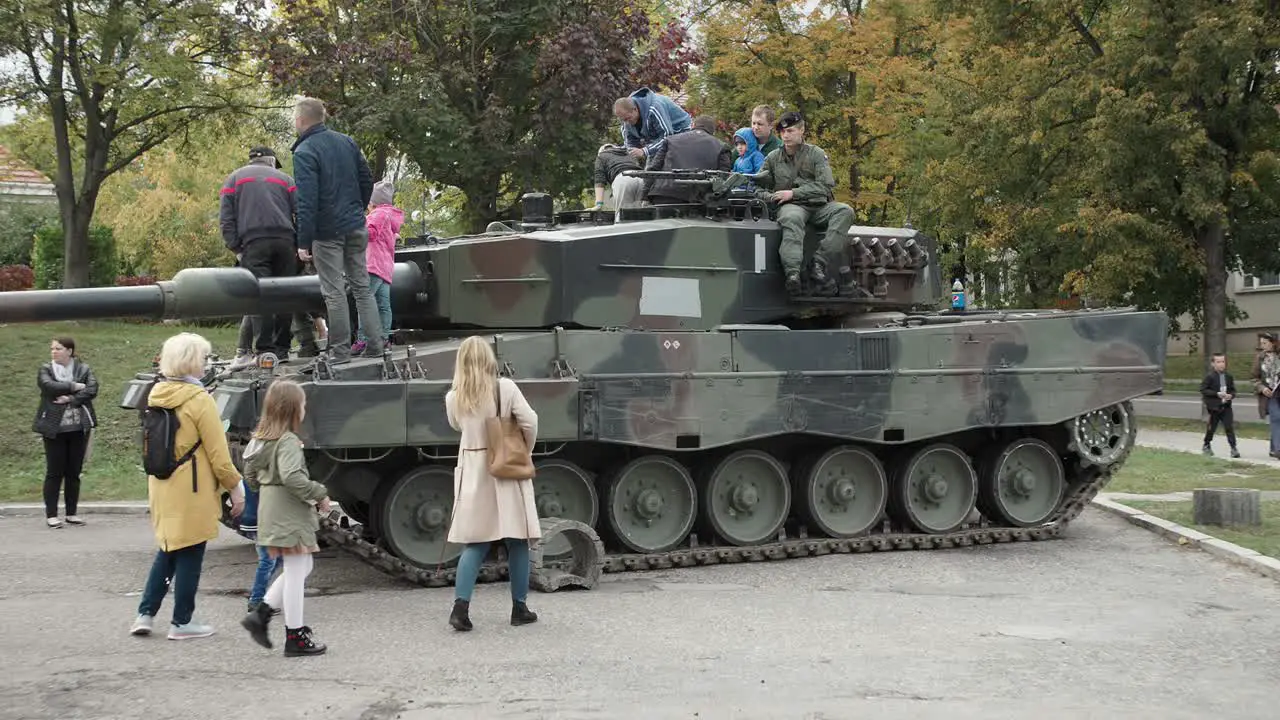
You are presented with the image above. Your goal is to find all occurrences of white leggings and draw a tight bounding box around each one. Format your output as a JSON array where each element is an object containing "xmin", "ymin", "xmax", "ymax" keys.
[{"xmin": 263, "ymin": 553, "xmax": 313, "ymax": 628}]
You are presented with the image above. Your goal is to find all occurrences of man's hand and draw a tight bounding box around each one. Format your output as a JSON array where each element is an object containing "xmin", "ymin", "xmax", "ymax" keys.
[
  {"xmin": 317, "ymin": 497, "xmax": 332, "ymax": 514},
  {"xmin": 1263, "ymin": 387, "xmax": 1273, "ymax": 398},
  {"xmin": 297, "ymin": 248, "xmax": 312, "ymax": 262},
  {"xmin": 628, "ymin": 147, "xmax": 645, "ymax": 159},
  {"xmin": 772, "ymin": 189, "xmax": 794, "ymax": 203}
]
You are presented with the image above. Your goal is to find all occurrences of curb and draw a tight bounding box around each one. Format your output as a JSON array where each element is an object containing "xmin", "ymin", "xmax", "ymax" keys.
[
  {"xmin": 0, "ymin": 502, "xmax": 149, "ymax": 518},
  {"xmin": 1090, "ymin": 497, "xmax": 1280, "ymax": 582}
]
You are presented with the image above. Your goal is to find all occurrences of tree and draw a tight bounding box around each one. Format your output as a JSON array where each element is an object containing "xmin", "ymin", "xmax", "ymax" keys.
[
  {"xmin": 0, "ymin": 1, "xmax": 268, "ymax": 287},
  {"xmin": 262, "ymin": 0, "xmax": 702, "ymax": 231}
]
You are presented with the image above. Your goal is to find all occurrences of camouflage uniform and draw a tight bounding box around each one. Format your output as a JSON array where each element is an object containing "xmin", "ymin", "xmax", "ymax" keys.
[{"xmin": 754, "ymin": 142, "xmax": 855, "ymax": 296}]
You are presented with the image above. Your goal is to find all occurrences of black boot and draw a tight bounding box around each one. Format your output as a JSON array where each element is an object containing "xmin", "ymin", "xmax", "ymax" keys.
[
  {"xmin": 511, "ymin": 601, "xmax": 538, "ymax": 626},
  {"xmin": 809, "ymin": 260, "xmax": 838, "ymax": 296},
  {"xmin": 449, "ymin": 599, "xmax": 473, "ymax": 632},
  {"xmin": 784, "ymin": 270, "xmax": 802, "ymax": 296},
  {"xmin": 283, "ymin": 625, "xmax": 327, "ymax": 656},
  {"xmin": 240, "ymin": 601, "xmax": 274, "ymax": 649}
]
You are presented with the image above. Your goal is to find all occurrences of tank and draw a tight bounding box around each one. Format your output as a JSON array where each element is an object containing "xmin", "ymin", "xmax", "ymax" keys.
[{"xmin": 0, "ymin": 170, "xmax": 1166, "ymax": 589}]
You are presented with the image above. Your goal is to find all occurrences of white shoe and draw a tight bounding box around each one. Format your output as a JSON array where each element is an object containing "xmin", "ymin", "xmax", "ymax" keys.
[
  {"xmin": 229, "ymin": 353, "xmax": 257, "ymax": 371},
  {"xmin": 130, "ymin": 614, "xmax": 153, "ymax": 636},
  {"xmin": 64, "ymin": 515, "xmax": 84, "ymax": 525},
  {"xmin": 46, "ymin": 517, "xmax": 62, "ymax": 529},
  {"xmin": 168, "ymin": 621, "xmax": 215, "ymax": 640}
]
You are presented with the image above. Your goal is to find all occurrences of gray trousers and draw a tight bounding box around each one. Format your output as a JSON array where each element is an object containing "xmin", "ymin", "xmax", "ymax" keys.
[{"xmin": 310, "ymin": 226, "xmax": 383, "ymax": 360}]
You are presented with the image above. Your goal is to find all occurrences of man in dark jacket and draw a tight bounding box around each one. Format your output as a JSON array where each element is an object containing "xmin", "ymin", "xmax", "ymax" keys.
[
  {"xmin": 593, "ymin": 145, "xmax": 643, "ymax": 210},
  {"xmin": 1201, "ymin": 352, "xmax": 1241, "ymax": 457},
  {"xmin": 290, "ymin": 96, "xmax": 383, "ymax": 364},
  {"xmin": 219, "ymin": 146, "xmax": 303, "ymax": 364},
  {"xmin": 643, "ymin": 115, "xmax": 733, "ymax": 204}
]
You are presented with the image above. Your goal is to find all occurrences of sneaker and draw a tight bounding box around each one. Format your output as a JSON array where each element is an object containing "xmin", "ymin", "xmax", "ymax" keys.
[
  {"xmin": 64, "ymin": 515, "xmax": 84, "ymax": 525},
  {"xmin": 46, "ymin": 517, "xmax": 62, "ymax": 529},
  {"xmin": 1231, "ymin": 447, "xmax": 1241, "ymax": 459},
  {"xmin": 1202, "ymin": 444, "xmax": 1213, "ymax": 456},
  {"xmin": 168, "ymin": 621, "xmax": 215, "ymax": 640},
  {"xmin": 350, "ymin": 340, "xmax": 367, "ymax": 355},
  {"xmin": 130, "ymin": 614, "xmax": 153, "ymax": 636},
  {"xmin": 229, "ymin": 352, "xmax": 257, "ymax": 371}
]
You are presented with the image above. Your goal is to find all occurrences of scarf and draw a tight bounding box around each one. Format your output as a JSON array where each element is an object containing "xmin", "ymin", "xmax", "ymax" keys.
[{"xmin": 51, "ymin": 359, "xmax": 82, "ymax": 427}]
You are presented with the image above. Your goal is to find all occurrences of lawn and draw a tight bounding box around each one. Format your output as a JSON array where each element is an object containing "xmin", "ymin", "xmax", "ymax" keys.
[
  {"xmin": 0, "ymin": 320, "xmax": 240, "ymax": 503},
  {"xmin": 1123, "ymin": 500, "xmax": 1280, "ymax": 560},
  {"xmin": 1163, "ymin": 351, "xmax": 1257, "ymax": 382},
  {"xmin": 1106, "ymin": 446, "xmax": 1280, "ymax": 495}
]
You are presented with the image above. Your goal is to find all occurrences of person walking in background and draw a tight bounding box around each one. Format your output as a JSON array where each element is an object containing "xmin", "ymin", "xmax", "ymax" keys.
[
  {"xmin": 130, "ymin": 332, "xmax": 245, "ymax": 641},
  {"xmin": 353, "ymin": 180, "xmax": 403, "ymax": 354},
  {"xmin": 32, "ymin": 336, "xmax": 98, "ymax": 529},
  {"xmin": 1252, "ymin": 332, "xmax": 1280, "ymax": 458},
  {"xmin": 239, "ymin": 380, "xmax": 332, "ymax": 656},
  {"xmin": 290, "ymin": 96, "xmax": 384, "ymax": 367},
  {"xmin": 1200, "ymin": 352, "xmax": 1240, "ymax": 458},
  {"xmin": 443, "ymin": 336, "xmax": 541, "ymax": 632}
]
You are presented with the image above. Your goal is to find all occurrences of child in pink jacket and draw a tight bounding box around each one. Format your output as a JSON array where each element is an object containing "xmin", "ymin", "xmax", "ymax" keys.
[{"xmin": 353, "ymin": 181, "xmax": 404, "ymax": 353}]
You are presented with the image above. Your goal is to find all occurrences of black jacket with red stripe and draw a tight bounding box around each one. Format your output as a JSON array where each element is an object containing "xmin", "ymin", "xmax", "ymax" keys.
[{"xmin": 218, "ymin": 156, "xmax": 297, "ymax": 253}]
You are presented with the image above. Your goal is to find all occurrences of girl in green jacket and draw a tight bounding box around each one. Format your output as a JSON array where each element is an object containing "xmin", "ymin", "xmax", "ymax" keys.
[{"xmin": 238, "ymin": 379, "xmax": 332, "ymax": 656}]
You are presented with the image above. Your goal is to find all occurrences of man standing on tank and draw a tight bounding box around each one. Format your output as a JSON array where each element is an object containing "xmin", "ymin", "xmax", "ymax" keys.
[
  {"xmin": 291, "ymin": 96, "xmax": 384, "ymax": 366},
  {"xmin": 219, "ymin": 146, "xmax": 299, "ymax": 364},
  {"xmin": 751, "ymin": 111, "xmax": 858, "ymax": 298},
  {"xmin": 613, "ymin": 87, "xmax": 692, "ymax": 163}
]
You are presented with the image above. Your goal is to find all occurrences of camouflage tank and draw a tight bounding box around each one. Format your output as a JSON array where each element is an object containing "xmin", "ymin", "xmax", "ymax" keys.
[{"xmin": 0, "ymin": 170, "xmax": 1165, "ymax": 589}]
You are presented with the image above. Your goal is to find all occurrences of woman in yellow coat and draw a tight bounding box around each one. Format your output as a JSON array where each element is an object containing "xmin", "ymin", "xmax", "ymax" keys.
[
  {"xmin": 445, "ymin": 335, "xmax": 540, "ymax": 631},
  {"xmin": 129, "ymin": 332, "xmax": 245, "ymax": 641}
]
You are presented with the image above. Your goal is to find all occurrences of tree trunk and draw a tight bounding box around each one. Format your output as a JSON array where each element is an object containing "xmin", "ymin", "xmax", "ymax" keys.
[
  {"xmin": 1193, "ymin": 487, "xmax": 1261, "ymax": 527},
  {"xmin": 1199, "ymin": 220, "xmax": 1228, "ymax": 367},
  {"xmin": 462, "ymin": 181, "xmax": 502, "ymax": 234}
]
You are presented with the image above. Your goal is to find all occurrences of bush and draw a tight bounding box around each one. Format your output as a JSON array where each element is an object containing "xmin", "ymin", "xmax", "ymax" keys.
[
  {"xmin": 0, "ymin": 202, "xmax": 58, "ymax": 267},
  {"xmin": 115, "ymin": 274, "xmax": 157, "ymax": 286},
  {"xmin": 30, "ymin": 221, "xmax": 121, "ymax": 288},
  {"xmin": 0, "ymin": 264, "xmax": 34, "ymax": 291}
]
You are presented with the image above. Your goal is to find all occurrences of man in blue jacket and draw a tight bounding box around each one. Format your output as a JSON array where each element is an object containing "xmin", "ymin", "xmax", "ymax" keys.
[
  {"xmin": 290, "ymin": 96, "xmax": 384, "ymax": 365},
  {"xmin": 613, "ymin": 87, "xmax": 692, "ymax": 161}
]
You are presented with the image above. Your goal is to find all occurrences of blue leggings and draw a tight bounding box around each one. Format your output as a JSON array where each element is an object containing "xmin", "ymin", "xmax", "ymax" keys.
[{"xmin": 455, "ymin": 538, "xmax": 530, "ymax": 603}]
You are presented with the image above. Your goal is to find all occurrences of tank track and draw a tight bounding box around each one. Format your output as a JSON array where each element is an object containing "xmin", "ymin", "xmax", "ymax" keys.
[{"xmin": 312, "ymin": 403, "xmax": 1136, "ymax": 590}]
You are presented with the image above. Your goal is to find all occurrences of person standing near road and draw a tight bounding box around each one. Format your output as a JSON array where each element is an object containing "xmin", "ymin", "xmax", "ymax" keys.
[
  {"xmin": 290, "ymin": 96, "xmax": 384, "ymax": 367},
  {"xmin": 1252, "ymin": 332, "xmax": 1280, "ymax": 457},
  {"xmin": 32, "ymin": 336, "xmax": 98, "ymax": 529},
  {"xmin": 1200, "ymin": 352, "xmax": 1240, "ymax": 458}
]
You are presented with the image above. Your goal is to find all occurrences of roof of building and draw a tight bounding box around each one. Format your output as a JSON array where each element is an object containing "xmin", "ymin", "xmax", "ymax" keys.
[{"xmin": 0, "ymin": 145, "xmax": 53, "ymax": 186}]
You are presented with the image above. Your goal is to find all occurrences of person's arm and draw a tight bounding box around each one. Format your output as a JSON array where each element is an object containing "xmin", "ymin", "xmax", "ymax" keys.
[
  {"xmin": 219, "ymin": 172, "xmax": 239, "ymax": 251},
  {"xmin": 293, "ymin": 148, "xmax": 319, "ymax": 252},
  {"xmin": 355, "ymin": 143, "xmax": 374, "ymax": 208},
  {"xmin": 790, "ymin": 147, "xmax": 837, "ymax": 204},
  {"xmin": 1200, "ymin": 372, "xmax": 1216, "ymax": 399},
  {"xmin": 70, "ymin": 365, "xmax": 98, "ymax": 405},
  {"xmin": 194, "ymin": 394, "xmax": 244, "ymax": 492},
  {"xmin": 505, "ymin": 379, "xmax": 539, "ymax": 449},
  {"xmin": 276, "ymin": 437, "xmax": 330, "ymax": 503},
  {"xmin": 37, "ymin": 364, "xmax": 76, "ymax": 398},
  {"xmin": 752, "ymin": 153, "xmax": 777, "ymax": 200},
  {"xmin": 445, "ymin": 390, "xmax": 461, "ymax": 431}
]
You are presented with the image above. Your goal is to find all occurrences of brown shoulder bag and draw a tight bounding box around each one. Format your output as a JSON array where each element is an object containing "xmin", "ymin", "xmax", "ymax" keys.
[{"xmin": 485, "ymin": 378, "xmax": 536, "ymax": 480}]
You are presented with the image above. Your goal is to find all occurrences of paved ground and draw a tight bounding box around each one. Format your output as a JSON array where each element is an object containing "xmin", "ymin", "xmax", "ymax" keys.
[
  {"xmin": 1, "ymin": 510, "xmax": 1279, "ymax": 720},
  {"xmin": 1134, "ymin": 395, "xmax": 1207, "ymax": 422},
  {"xmin": 1138, "ymin": 429, "xmax": 1280, "ymax": 467}
]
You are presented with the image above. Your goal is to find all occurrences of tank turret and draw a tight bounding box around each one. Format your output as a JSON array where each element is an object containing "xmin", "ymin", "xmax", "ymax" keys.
[{"xmin": 0, "ymin": 181, "xmax": 1167, "ymax": 595}]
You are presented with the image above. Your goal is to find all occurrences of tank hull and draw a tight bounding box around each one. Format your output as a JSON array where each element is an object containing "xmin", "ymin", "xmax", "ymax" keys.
[{"xmin": 120, "ymin": 306, "xmax": 1166, "ymax": 587}]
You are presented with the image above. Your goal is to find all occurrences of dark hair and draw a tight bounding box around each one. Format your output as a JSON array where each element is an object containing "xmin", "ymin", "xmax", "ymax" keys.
[
  {"xmin": 692, "ymin": 115, "xmax": 717, "ymax": 133},
  {"xmin": 52, "ymin": 336, "xmax": 76, "ymax": 356},
  {"xmin": 1211, "ymin": 352, "xmax": 1226, "ymax": 360}
]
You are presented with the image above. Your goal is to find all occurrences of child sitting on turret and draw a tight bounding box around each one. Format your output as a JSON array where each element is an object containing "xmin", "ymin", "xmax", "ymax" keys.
[{"xmin": 731, "ymin": 127, "xmax": 765, "ymax": 194}]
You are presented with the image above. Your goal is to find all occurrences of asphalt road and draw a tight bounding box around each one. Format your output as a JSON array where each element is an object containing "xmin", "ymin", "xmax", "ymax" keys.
[
  {"xmin": 1134, "ymin": 395, "xmax": 1208, "ymax": 421},
  {"xmin": 1, "ymin": 511, "xmax": 1278, "ymax": 720}
]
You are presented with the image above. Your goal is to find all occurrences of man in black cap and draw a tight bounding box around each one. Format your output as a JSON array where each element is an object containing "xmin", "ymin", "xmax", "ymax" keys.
[
  {"xmin": 219, "ymin": 146, "xmax": 310, "ymax": 365},
  {"xmin": 751, "ymin": 111, "xmax": 857, "ymax": 297}
]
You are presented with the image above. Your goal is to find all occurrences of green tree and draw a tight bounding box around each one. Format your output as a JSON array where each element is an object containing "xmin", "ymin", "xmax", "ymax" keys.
[
  {"xmin": 0, "ymin": 1, "xmax": 268, "ymax": 287},
  {"xmin": 262, "ymin": 0, "xmax": 701, "ymax": 231}
]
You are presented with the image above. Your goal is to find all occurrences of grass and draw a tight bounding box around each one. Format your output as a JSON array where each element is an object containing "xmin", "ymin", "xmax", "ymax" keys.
[
  {"xmin": 1139, "ymin": 416, "xmax": 1271, "ymax": 441},
  {"xmin": 1107, "ymin": 447, "xmax": 1280, "ymax": 495},
  {"xmin": 0, "ymin": 320, "xmax": 240, "ymax": 503},
  {"xmin": 1163, "ymin": 351, "xmax": 1257, "ymax": 382},
  {"xmin": 1123, "ymin": 500, "xmax": 1280, "ymax": 560}
]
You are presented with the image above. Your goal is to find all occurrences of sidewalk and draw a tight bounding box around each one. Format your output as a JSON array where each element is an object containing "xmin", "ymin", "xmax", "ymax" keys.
[{"xmin": 1135, "ymin": 428, "xmax": 1279, "ymax": 468}]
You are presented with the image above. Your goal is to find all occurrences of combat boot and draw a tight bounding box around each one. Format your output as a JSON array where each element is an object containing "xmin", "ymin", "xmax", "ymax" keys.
[
  {"xmin": 809, "ymin": 260, "xmax": 838, "ymax": 296},
  {"xmin": 511, "ymin": 601, "xmax": 538, "ymax": 626},
  {"xmin": 784, "ymin": 270, "xmax": 802, "ymax": 296},
  {"xmin": 837, "ymin": 266, "xmax": 861, "ymax": 296},
  {"xmin": 283, "ymin": 626, "xmax": 327, "ymax": 656},
  {"xmin": 240, "ymin": 601, "xmax": 275, "ymax": 649},
  {"xmin": 449, "ymin": 599, "xmax": 473, "ymax": 631}
]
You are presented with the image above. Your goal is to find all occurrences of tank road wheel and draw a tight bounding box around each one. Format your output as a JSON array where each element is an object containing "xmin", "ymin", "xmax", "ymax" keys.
[
  {"xmin": 891, "ymin": 443, "xmax": 978, "ymax": 535},
  {"xmin": 699, "ymin": 449, "xmax": 791, "ymax": 546},
  {"xmin": 532, "ymin": 459, "xmax": 599, "ymax": 557},
  {"xmin": 1067, "ymin": 401, "xmax": 1136, "ymax": 468},
  {"xmin": 605, "ymin": 455, "xmax": 697, "ymax": 554},
  {"xmin": 379, "ymin": 465, "xmax": 461, "ymax": 568},
  {"xmin": 797, "ymin": 445, "xmax": 888, "ymax": 538},
  {"xmin": 977, "ymin": 438, "xmax": 1066, "ymax": 527}
]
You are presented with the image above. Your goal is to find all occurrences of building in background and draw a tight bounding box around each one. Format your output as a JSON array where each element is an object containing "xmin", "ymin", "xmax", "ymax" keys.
[{"xmin": 0, "ymin": 145, "xmax": 56, "ymax": 207}]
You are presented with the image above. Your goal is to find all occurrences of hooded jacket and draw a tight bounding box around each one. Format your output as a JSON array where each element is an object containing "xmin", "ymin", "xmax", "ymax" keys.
[
  {"xmin": 365, "ymin": 195, "xmax": 403, "ymax": 284},
  {"xmin": 620, "ymin": 87, "xmax": 692, "ymax": 158},
  {"xmin": 241, "ymin": 430, "xmax": 329, "ymax": 549},
  {"xmin": 732, "ymin": 128, "xmax": 765, "ymax": 175},
  {"xmin": 144, "ymin": 380, "xmax": 242, "ymax": 551}
]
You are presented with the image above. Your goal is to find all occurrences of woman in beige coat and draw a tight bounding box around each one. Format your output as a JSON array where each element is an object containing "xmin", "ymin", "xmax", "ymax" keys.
[{"xmin": 445, "ymin": 335, "xmax": 540, "ymax": 631}]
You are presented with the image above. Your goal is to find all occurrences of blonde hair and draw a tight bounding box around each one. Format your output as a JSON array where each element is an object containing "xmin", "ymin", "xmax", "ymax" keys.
[
  {"xmin": 252, "ymin": 379, "xmax": 306, "ymax": 440},
  {"xmin": 450, "ymin": 336, "xmax": 498, "ymax": 415},
  {"xmin": 158, "ymin": 332, "xmax": 212, "ymax": 378}
]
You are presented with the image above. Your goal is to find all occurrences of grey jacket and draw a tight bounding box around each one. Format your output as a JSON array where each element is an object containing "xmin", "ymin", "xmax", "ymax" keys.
[
  {"xmin": 241, "ymin": 431, "xmax": 329, "ymax": 549},
  {"xmin": 219, "ymin": 156, "xmax": 297, "ymax": 253}
]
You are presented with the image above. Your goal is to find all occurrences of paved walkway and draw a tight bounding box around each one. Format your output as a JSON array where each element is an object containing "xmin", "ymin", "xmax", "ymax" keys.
[{"xmin": 1135, "ymin": 428, "xmax": 1279, "ymax": 467}]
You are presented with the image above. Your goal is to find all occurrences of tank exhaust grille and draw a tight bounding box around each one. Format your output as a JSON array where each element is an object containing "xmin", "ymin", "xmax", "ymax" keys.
[{"xmin": 860, "ymin": 336, "xmax": 890, "ymax": 371}]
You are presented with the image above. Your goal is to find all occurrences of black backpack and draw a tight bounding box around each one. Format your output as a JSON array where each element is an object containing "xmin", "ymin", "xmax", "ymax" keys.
[{"xmin": 140, "ymin": 380, "xmax": 202, "ymax": 492}]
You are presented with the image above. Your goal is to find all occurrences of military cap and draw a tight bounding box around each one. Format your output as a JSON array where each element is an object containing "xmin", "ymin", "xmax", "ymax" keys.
[{"xmin": 776, "ymin": 111, "xmax": 804, "ymax": 133}]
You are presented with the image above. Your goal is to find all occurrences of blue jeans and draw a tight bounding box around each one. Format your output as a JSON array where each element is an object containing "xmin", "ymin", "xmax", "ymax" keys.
[
  {"xmin": 455, "ymin": 538, "xmax": 531, "ymax": 603},
  {"xmin": 137, "ymin": 541, "xmax": 207, "ymax": 626},
  {"xmin": 250, "ymin": 545, "xmax": 282, "ymax": 606},
  {"xmin": 1268, "ymin": 395, "xmax": 1280, "ymax": 455},
  {"xmin": 356, "ymin": 274, "xmax": 392, "ymax": 343}
]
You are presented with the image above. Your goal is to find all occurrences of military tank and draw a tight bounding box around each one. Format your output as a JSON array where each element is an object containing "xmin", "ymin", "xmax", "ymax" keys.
[{"xmin": 0, "ymin": 171, "xmax": 1166, "ymax": 589}]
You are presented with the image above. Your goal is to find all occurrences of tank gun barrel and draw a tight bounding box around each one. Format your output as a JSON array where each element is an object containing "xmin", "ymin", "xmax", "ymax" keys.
[{"xmin": 0, "ymin": 261, "xmax": 426, "ymax": 324}]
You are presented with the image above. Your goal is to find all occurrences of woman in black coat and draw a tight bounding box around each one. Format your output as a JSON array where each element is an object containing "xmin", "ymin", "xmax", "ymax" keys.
[{"xmin": 32, "ymin": 336, "xmax": 98, "ymax": 528}]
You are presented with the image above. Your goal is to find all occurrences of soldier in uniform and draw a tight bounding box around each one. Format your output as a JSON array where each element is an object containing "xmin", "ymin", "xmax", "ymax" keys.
[{"xmin": 751, "ymin": 111, "xmax": 856, "ymax": 297}]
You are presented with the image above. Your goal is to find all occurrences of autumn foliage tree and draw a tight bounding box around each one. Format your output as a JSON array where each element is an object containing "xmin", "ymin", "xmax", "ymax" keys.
[{"xmin": 261, "ymin": 0, "xmax": 702, "ymax": 230}]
